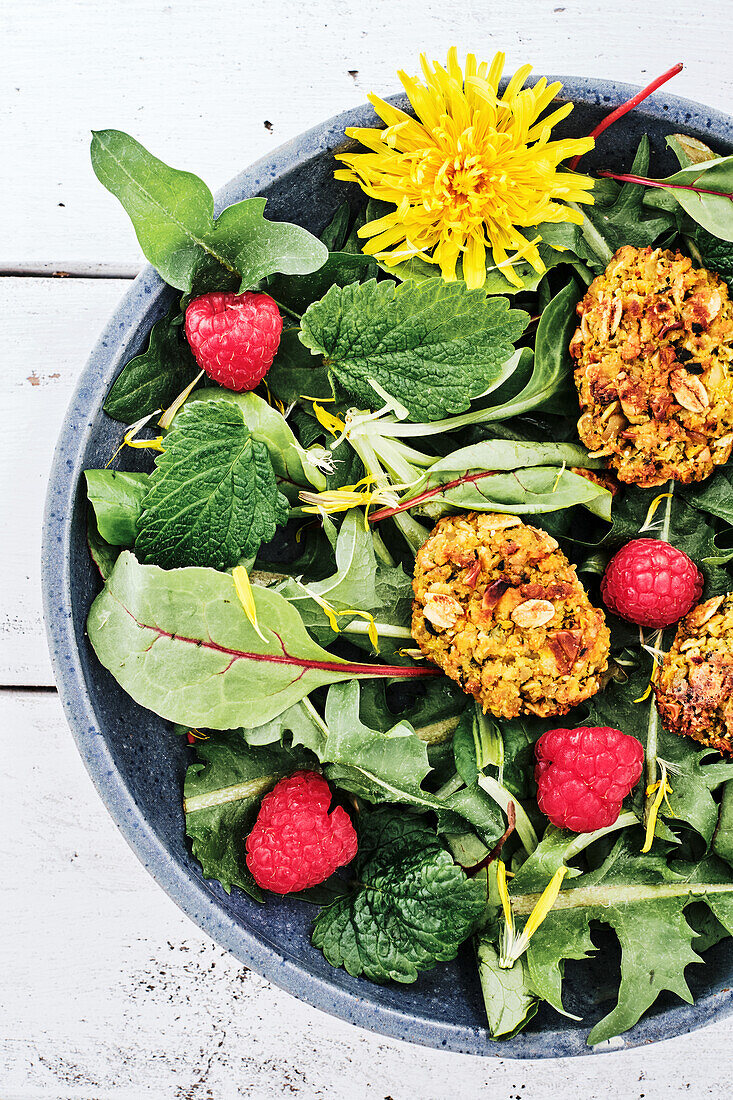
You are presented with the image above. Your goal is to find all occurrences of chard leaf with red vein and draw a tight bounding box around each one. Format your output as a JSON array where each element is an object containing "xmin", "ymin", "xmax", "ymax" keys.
[{"xmin": 86, "ymin": 552, "xmax": 437, "ymax": 729}]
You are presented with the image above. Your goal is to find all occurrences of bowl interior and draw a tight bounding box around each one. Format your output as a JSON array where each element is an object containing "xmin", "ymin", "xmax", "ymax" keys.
[{"xmin": 43, "ymin": 78, "xmax": 733, "ymax": 1058}]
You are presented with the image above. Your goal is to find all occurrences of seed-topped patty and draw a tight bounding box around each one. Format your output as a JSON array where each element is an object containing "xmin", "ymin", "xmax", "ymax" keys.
[
  {"xmin": 571, "ymin": 245, "xmax": 733, "ymax": 487},
  {"xmin": 655, "ymin": 593, "xmax": 733, "ymax": 754},
  {"xmin": 411, "ymin": 512, "xmax": 610, "ymax": 719}
]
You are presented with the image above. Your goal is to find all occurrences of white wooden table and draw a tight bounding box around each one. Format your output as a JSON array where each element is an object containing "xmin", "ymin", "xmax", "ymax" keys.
[{"xmin": 3, "ymin": 2, "xmax": 733, "ymax": 1095}]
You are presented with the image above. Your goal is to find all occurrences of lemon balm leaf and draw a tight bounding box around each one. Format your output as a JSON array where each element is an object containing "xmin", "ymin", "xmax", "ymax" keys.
[
  {"xmin": 135, "ymin": 401, "xmax": 290, "ymax": 570},
  {"xmin": 312, "ymin": 806, "xmax": 485, "ymax": 983},
  {"xmin": 90, "ymin": 130, "xmax": 328, "ymax": 292},
  {"xmin": 299, "ymin": 278, "xmax": 528, "ymax": 422}
]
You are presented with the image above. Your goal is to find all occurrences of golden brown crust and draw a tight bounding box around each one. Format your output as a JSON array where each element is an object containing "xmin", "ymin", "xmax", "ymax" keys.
[
  {"xmin": 411, "ymin": 512, "xmax": 610, "ymax": 719},
  {"xmin": 655, "ymin": 593, "xmax": 733, "ymax": 754},
  {"xmin": 571, "ymin": 245, "xmax": 733, "ymax": 487}
]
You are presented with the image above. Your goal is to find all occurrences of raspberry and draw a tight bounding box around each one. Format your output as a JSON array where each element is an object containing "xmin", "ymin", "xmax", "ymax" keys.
[
  {"xmin": 245, "ymin": 771, "xmax": 357, "ymax": 893},
  {"xmin": 601, "ymin": 538, "xmax": 703, "ymax": 630},
  {"xmin": 535, "ymin": 726, "xmax": 644, "ymax": 833},
  {"xmin": 184, "ymin": 291, "xmax": 282, "ymax": 392}
]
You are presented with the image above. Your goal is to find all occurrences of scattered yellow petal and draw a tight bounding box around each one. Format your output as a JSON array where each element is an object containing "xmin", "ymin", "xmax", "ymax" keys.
[
  {"xmin": 335, "ymin": 48, "xmax": 595, "ymax": 289},
  {"xmin": 498, "ymin": 862, "xmax": 568, "ymax": 968},
  {"xmin": 640, "ymin": 492, "xmax": 673, "ymax": 533},
  {"xmin": 158, "ymin": 369, "xmax": 204, "ymax": 429},
  {"xmin": 642, "ymin": 761, "xmax": 674, "ymax": 853},
  {"xmin": 232, "ymin": 566, "xmax": 267, "ymax": 642},
  {"xmin": 105, "ymin": 410, "xmax": 164, "ymax": 467},
  {"xmin": 313, "ymin": 402, "xmax": 346, "ymax": 437}
]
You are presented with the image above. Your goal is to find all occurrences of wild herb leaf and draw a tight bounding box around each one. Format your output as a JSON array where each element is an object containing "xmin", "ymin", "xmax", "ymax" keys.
[
  {"xmin": 514, "ymin": 835, "xmax": 733, "ymax": 1045},
  {"xmin": 103, "ymin": 304, "xmax": 199, "ymax": 423},
  {"xmin": 87, "ymin": 552, "xmax": 434, "ymax": 729},
  {"xmin": 312, "ymin": 806, "xmax": 485, "ymax": 982},
  {"xmin": 318, "ymin": 683, "xmax": 504, "ymax": 843},
  {"xmin": 319, "ymin": 202, "xmax": 351, "ymax": 251},
  {"xmin": 299, "ymin": 278, "xmax": 528, "ymax": 421},
  {"xmin": 87, "ymin": 512, "xmax": 119, "ymax": 581},
  {"xmin": 183, "ymin": 389, "xmax": 326, "ymax": 499},
  {"xmin": 90, "ymin": 130, "xmax": 328, "ymax": 292},
  {"xmin": 85, "ymin": 470, "xmax": 149, "ymax": 545},
  {"xmin": 266, "ymin": 329, "xmax": 334, "ymax": 405},
  {"xmin": 233, "ymin": 699, "xmax": 328, "ymax": 755},
  {"xmin": 135, "ymin": 401, "xmax": 289, "ymax": 569},
  {"xmin": 184, "ymin": 733, "xmax": 316, "ymax": 900},
  {"xmin": 582, "ymin": 137, "xmax": 674, "ymax": 252},
  {"xmin": 693, "ymin": 227, "xmax": 733, "ymax": 291}
]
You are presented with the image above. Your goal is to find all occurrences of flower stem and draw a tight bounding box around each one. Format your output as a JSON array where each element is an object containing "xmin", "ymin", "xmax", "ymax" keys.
[
  {"xmin": 369, "ymin": 469, "xmax": 498, "ymax": 523},
  {"xmin": 568, "ymin": 63, "xmax": 684, "ymax": 171}
]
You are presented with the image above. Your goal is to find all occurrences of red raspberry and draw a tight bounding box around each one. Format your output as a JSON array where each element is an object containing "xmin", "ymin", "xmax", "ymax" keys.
[
  {"xmin": 245, "ymin": 771, "xmax": 357, "ymax": 893},
  {"xmin": 535, "ymin": 726, "xmax": 644, "ymax": 833},
  {"xmin": 601, "ymin": 538, "xmax": 703, "ymax": 630},
  {"xmin": 184, "ymin": 291, "xmax": 282, "ymax": 392}
]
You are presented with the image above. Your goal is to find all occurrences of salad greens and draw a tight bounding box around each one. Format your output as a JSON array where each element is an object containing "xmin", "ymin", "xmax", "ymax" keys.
[{"xmin": 82, "ymin": 108, "xmax": 733, "ymax": 1048}]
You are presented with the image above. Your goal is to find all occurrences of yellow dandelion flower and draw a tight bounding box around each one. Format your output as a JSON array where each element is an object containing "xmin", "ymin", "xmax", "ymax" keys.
[{"xmin": 335, "ymin": 48, "xmax": 595, "ymax": 289}]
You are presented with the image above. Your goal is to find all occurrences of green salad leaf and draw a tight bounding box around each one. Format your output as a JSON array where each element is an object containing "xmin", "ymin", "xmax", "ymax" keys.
[
  {"xmin": 183, "ymin": 388, "xmax": 327, "ymax": 499},
  {"xmin": 476, "ymin": 937, "xmax": 539, "ymax": 1040},
  {"xmin": 103, "ymin": 304, "xmax": 199, "ymax": 423},
  {"xmin": 85, "ymin": 469, "xmax": 149, "ymax": 545},
  {"xmin": 693, "ymin": 226, "xmax": 733, "ymax": 292},
  {"xmin": 90, "ymin": 130, "xmax": 328, "ymax": 292},
  {"xmin": 582, "ymin": 137, "xmax": 675, "ymax": 253},
  {"xmin": 87, "ymin": 552, "xmax": 434, "ymax": 729},
  {"xmin": 512, "ymin": 835, "xmax": 733, "ymax": 1045},
  {"xmin": 135, "ymin": 400, "xmax": 290, "ymax": 569},
  {"xmin": 299, "ymin": 278, "xmax": 528, "ymax": 421},
  {"xmin": 267, "ymin": 251, "xmax": 379, "ymax": 315},
  {"xmin": 312, "ymin": 806, "xmax": 485, "ymax": 982},
  {"xmin": 87, "ymin": 512, "xmax": 120, "ymax": 581},
  {"xmin": 644, "ymin": 156, "xmax": 733, "ymax": 242},
  {"xmin": 184, "ymin": 733, "xmax": 316, "ymax": 900}
]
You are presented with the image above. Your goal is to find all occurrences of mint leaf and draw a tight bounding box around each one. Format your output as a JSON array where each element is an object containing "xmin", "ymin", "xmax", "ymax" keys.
[
  {"xmin": 104, "ymin": 304, "xmax": 199, "ymax": 423},
  {"xmin": 85, "ymin": 469, "xmax": 149, "ymax": 545},
  {"xmin": 184, "ymin": 733, "xmax": 316, "ymax": 899},
  {"xmin": 90, "ymin": 130, "xmax": 328, "ymax": 292},
  {"xmin": 312, "ymin": 807, "xmax": 485, "ymax": 982},
  {"xmin": 135, "ymin": 401, "xmax": 289, "ymax": 569},
  {"xmin": 87, "ymin": 553, "xmax": 433, "ymax": 730},
  {"xmin": 299, "ymin": 279, "xmax": 528, "ymax": 421}
]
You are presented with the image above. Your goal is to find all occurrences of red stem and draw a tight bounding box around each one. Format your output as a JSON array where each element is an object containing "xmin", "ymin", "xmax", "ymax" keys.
[
  {"xmin": 567, "ymin": 62, "xmax": 684, "ymax": 171},
  {"xmin": 597, "ymin": 168, "xmax": 733, "ymax": 201},
  {"xmin": 369, "ymin": 469, "xmax": 498, "ymax": 524},
  {"xmin": 468, "ymin": 802, "xmax": 517, "ymax": 878}
]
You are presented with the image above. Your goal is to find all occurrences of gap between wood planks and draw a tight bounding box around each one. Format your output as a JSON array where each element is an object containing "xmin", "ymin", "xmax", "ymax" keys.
[{"xmin": 0, "ymin": 265, "xmax": 140, "ymax": 279}]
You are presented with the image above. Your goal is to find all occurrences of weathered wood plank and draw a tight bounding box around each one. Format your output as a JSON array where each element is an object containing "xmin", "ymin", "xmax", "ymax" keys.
[
  {"xmin": 1, "ymin": 277, "xmax": 131, "ymax": 685},
  {"xmin": 3, "ymin": 0, "xmax": 733, "ymax": 273},
  {"xmin": 2, "ymin": 690, "xmax": 732, "ymax": 1097}
]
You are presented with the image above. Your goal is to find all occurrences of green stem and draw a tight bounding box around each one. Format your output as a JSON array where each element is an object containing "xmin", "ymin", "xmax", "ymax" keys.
[
  {"xmin": 391, "ymin": 510, "xmax": 431, "ymax": 554},
  {"xmin": 340, "ymin": 620, "xmax": 413, "ymax": 640},
  {"xmin": 435, "ymin": 773, "xmax": 467, "ymax": 800},
  {"xmin": 643, "ymin": 482, "xmax": 674, "ymax": 824},
  {"xmin": 562, "ymin": 811, "xmax": 639, "ymax": 862},
  {"xmin": 370, "ymin": 528, "xmax": 396, "ymax": 568},
  {"xmin": 477, "ymin": 774, "xmax": 539, "ymax": 855}
]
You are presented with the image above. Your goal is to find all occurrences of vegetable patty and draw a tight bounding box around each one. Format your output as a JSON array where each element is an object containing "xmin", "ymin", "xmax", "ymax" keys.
[
  {"xmin": 571, "ymin": 245, "xmax": 733, "ymax": 487},
  {"xmin": 655, "ymin": 593, "xmax": 733, "ymax": 754},
  {"xmin": 411, "ymin": 512, "xmax": 610, "ymax": 719}
]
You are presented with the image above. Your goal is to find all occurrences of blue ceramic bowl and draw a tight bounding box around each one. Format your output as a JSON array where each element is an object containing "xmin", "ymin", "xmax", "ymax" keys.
[{"xmin": 42, "ymin": 78, "xmax": 733, "ymax": 1057}]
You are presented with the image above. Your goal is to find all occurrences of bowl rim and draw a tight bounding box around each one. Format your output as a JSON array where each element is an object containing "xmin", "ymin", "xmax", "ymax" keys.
[{"xmin": 42, "ymin": 75, "xmax": 733, "ymax": 1059}]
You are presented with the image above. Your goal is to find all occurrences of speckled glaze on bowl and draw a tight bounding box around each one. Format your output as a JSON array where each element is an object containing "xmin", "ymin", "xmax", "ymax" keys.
[{"xmin": 42, "ymin": 77, "xmax": 733, "ymax": 1058}]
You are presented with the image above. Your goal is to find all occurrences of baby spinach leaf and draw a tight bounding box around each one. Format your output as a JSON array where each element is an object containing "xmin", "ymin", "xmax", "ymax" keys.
[
  {"xmin": 514, "ymin": 836, "xmax": 733, "ymax": 1045},
  {"xmin": 86, "ymin": 512, "xmax": 120, "ymax": 581},
  {"xmin": 267, "ymin": 251, "xmax": 379, "ymax": 315},
  {"xmin": 85, "ymin": 469, "xmax": 149, "ymax": 545},
  {"xmin": 135, "ymin": 401, "xmax": 290, "ymax": 569},
  {"xmin": 183, "ymin": 388, "xmax": 326, "ymax": 499},
  {"xmin": 312, "ymin": 806, "xmax": 485, "ymax": 983},
  {"xmin": 299, "ymin": 278, "xmax": 528, "ymax": 421},
  {"xmin": 583, "ymin": 137, "xmax": 674, "ymax": 253},
  {"xmin": 476, "ymin": 937, "xmax": 539, "ymax": 1040},
  {"xmin": 693, "ymin": 227, "xmax": 733, "ymax": 291},
  {"xmin": 184, "ymin": 733, "xmax": 316, "ymax": 900},
  {"xmin": 90, "ymin": 130, "xmax": 328, "ymax": 292},
  {"xmin": 103, "ymin": 304, "xmax": 199, "ymax": 423},
  {"xmin": 87, "ymin": 552, "xmax": 434, "ymax": 729}
]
